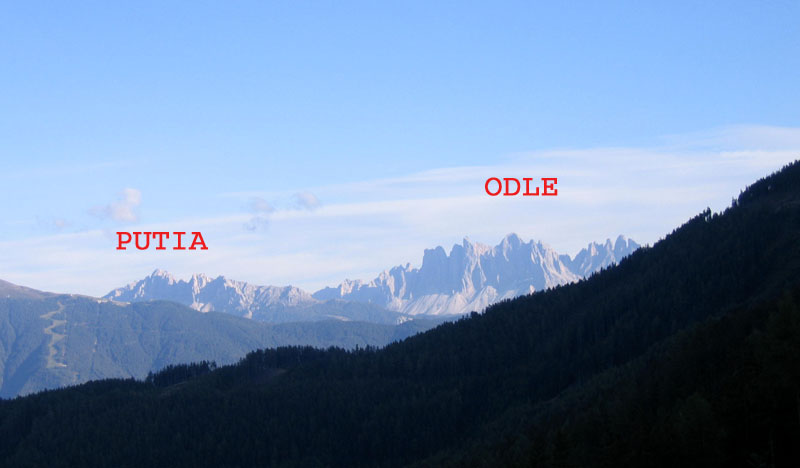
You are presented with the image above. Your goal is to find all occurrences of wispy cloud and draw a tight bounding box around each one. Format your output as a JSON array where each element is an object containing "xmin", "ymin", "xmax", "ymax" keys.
[
  {"xmin": 3, "ymin": 126, "xmax": 800, "ymax": 297},
  {"xmin": 36, "ymin": 217, "xmax": 70, "ymax": 232},
  {"xmin": 659, "ymin": 125, "xmax": 800, "ymax": 152},
  {"xmin": 293, "ymin": 192, "xmax": 321, "ymax": 210},
  {"xmin": 243, "ymin": 197, "xmax": 274, "ymax": 231},
  {"xmin": 89, "ymin": 188, "xmax": 142, "ymax": 223}
]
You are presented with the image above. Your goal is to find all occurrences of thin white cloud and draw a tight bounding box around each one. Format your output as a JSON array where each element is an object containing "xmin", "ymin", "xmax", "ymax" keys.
[
  {"xmin": 35, "ymin": 217, "xmax": 70, "ymax": 232},
  {"xmin": 248, "ymin": 197, "xmax": 274, "ymax": 214},
  {"xmin": 243, "ymin": 196, "xmax": 274, "ymax": 231},
  {"xmin": 3, "ymin": 125, "xmax": 799, "ymax": 296},
  {"xmin": 89, "ymin": 188, "xmax": 142, "ymax": 223},
  {"xmin": 660, "ymin": 125, "xmax": 800, "ymax": 152},
  {"xmin": 293, "ymin": 191, "xmax": 321, "ymax": 210}
]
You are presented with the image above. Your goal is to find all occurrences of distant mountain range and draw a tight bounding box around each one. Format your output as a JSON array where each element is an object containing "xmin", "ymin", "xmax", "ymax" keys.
[
  {"xmin": 104, "ymin": 270, "xmax": 408, "ymax": 324},
  {"xmin": 0, "ymin": 233, "xmax": 638, "ymax": 397},
  {"xmin": 105, "ymin": 233, "xmax": 639, "ymax": 319},
  {"xmin": 560, "ymin": 235, "xmax": 641, "ymax": 277},
  {"xmin": 315, "ymin": 233, "xmax": 639, "ymax": 315}
]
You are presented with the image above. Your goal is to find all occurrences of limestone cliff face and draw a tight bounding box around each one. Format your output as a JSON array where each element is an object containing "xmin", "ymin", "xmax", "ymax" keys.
[
  {"xmin": 313, "ymin": 234, "xmax": 640, "ymax": 316},
  {"xmin": 105, "ymin": 234, "xmax": 639, "ymax": 318},
  {"xmin": 105, "ymin": 270, "xmax": 316, "ymax": 320}
]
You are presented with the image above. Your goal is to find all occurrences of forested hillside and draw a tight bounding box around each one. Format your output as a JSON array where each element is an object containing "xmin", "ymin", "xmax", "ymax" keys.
[
  {"xmin": 0, "ymin": 162, "xmax": 798, "ymax": 467},
  {"xmin": 0, "ymin": 295, "xmax": 439, "ymax": 397}
]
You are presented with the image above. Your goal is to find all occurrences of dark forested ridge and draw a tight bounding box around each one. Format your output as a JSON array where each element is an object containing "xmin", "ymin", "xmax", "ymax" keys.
[{"xmin": 1, "ymin": 162, "xmax": 800, "ymax": 467}]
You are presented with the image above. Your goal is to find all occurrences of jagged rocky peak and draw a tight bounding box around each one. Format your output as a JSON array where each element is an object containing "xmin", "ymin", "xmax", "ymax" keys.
[
  {"xmin": 151, "ymin": 268, "xmax": 172, "ymax": 278},
  {"xmin": 190, "ymin": 272, "xmax": 211, "ymax": 282},
  {"xmin": 614, "ymin": 234, "xmax": 638, "ymax": 256},
  {"xmin": 565, "ymin": 236, "xmax": 641, "ymax": 278},
  {"xmin": 103, "ymin": 271, "xmax": 319, "ymax": 318},
  {"xmin": 313, "ymin": 233, "xmax": 640, "ymax": 316},
  {"xmin": 421, "ymin": 245, "xmax": 448, "ymax": 269},
  {"xmin": 461, "ymin": 236, "xmax": 492, "ymax": 256},
  {"xmin": 501, "ymin": 232, "xmax": 523, "ymax": 248},
  {"xmin": 148, "ymin": 268, "xmax": 177, "ymax": 283}
]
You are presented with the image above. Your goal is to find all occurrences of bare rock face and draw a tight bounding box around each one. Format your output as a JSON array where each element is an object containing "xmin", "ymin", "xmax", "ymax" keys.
[
  {"xmin": 105, "ymin": 270, "xmax": 318, "ymax": 320},
  {"xmin": 105, "ymin": 234, "xmax": 639, "ymax": 319},
  {"xmin": 314, "ymin": 234, "xmax": 639, "ymax": 316}
]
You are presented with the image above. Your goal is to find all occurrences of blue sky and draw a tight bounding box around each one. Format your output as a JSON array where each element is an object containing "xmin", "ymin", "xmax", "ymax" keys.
[{"xmin": 2, "ymin": 2, "xmax": 799, "ymax": 295}]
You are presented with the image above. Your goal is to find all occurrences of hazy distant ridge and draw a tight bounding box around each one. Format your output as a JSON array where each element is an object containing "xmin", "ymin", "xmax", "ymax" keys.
[{"xmin": 105, "ymin": 234, "xmax": 639, "ymax": 319}]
